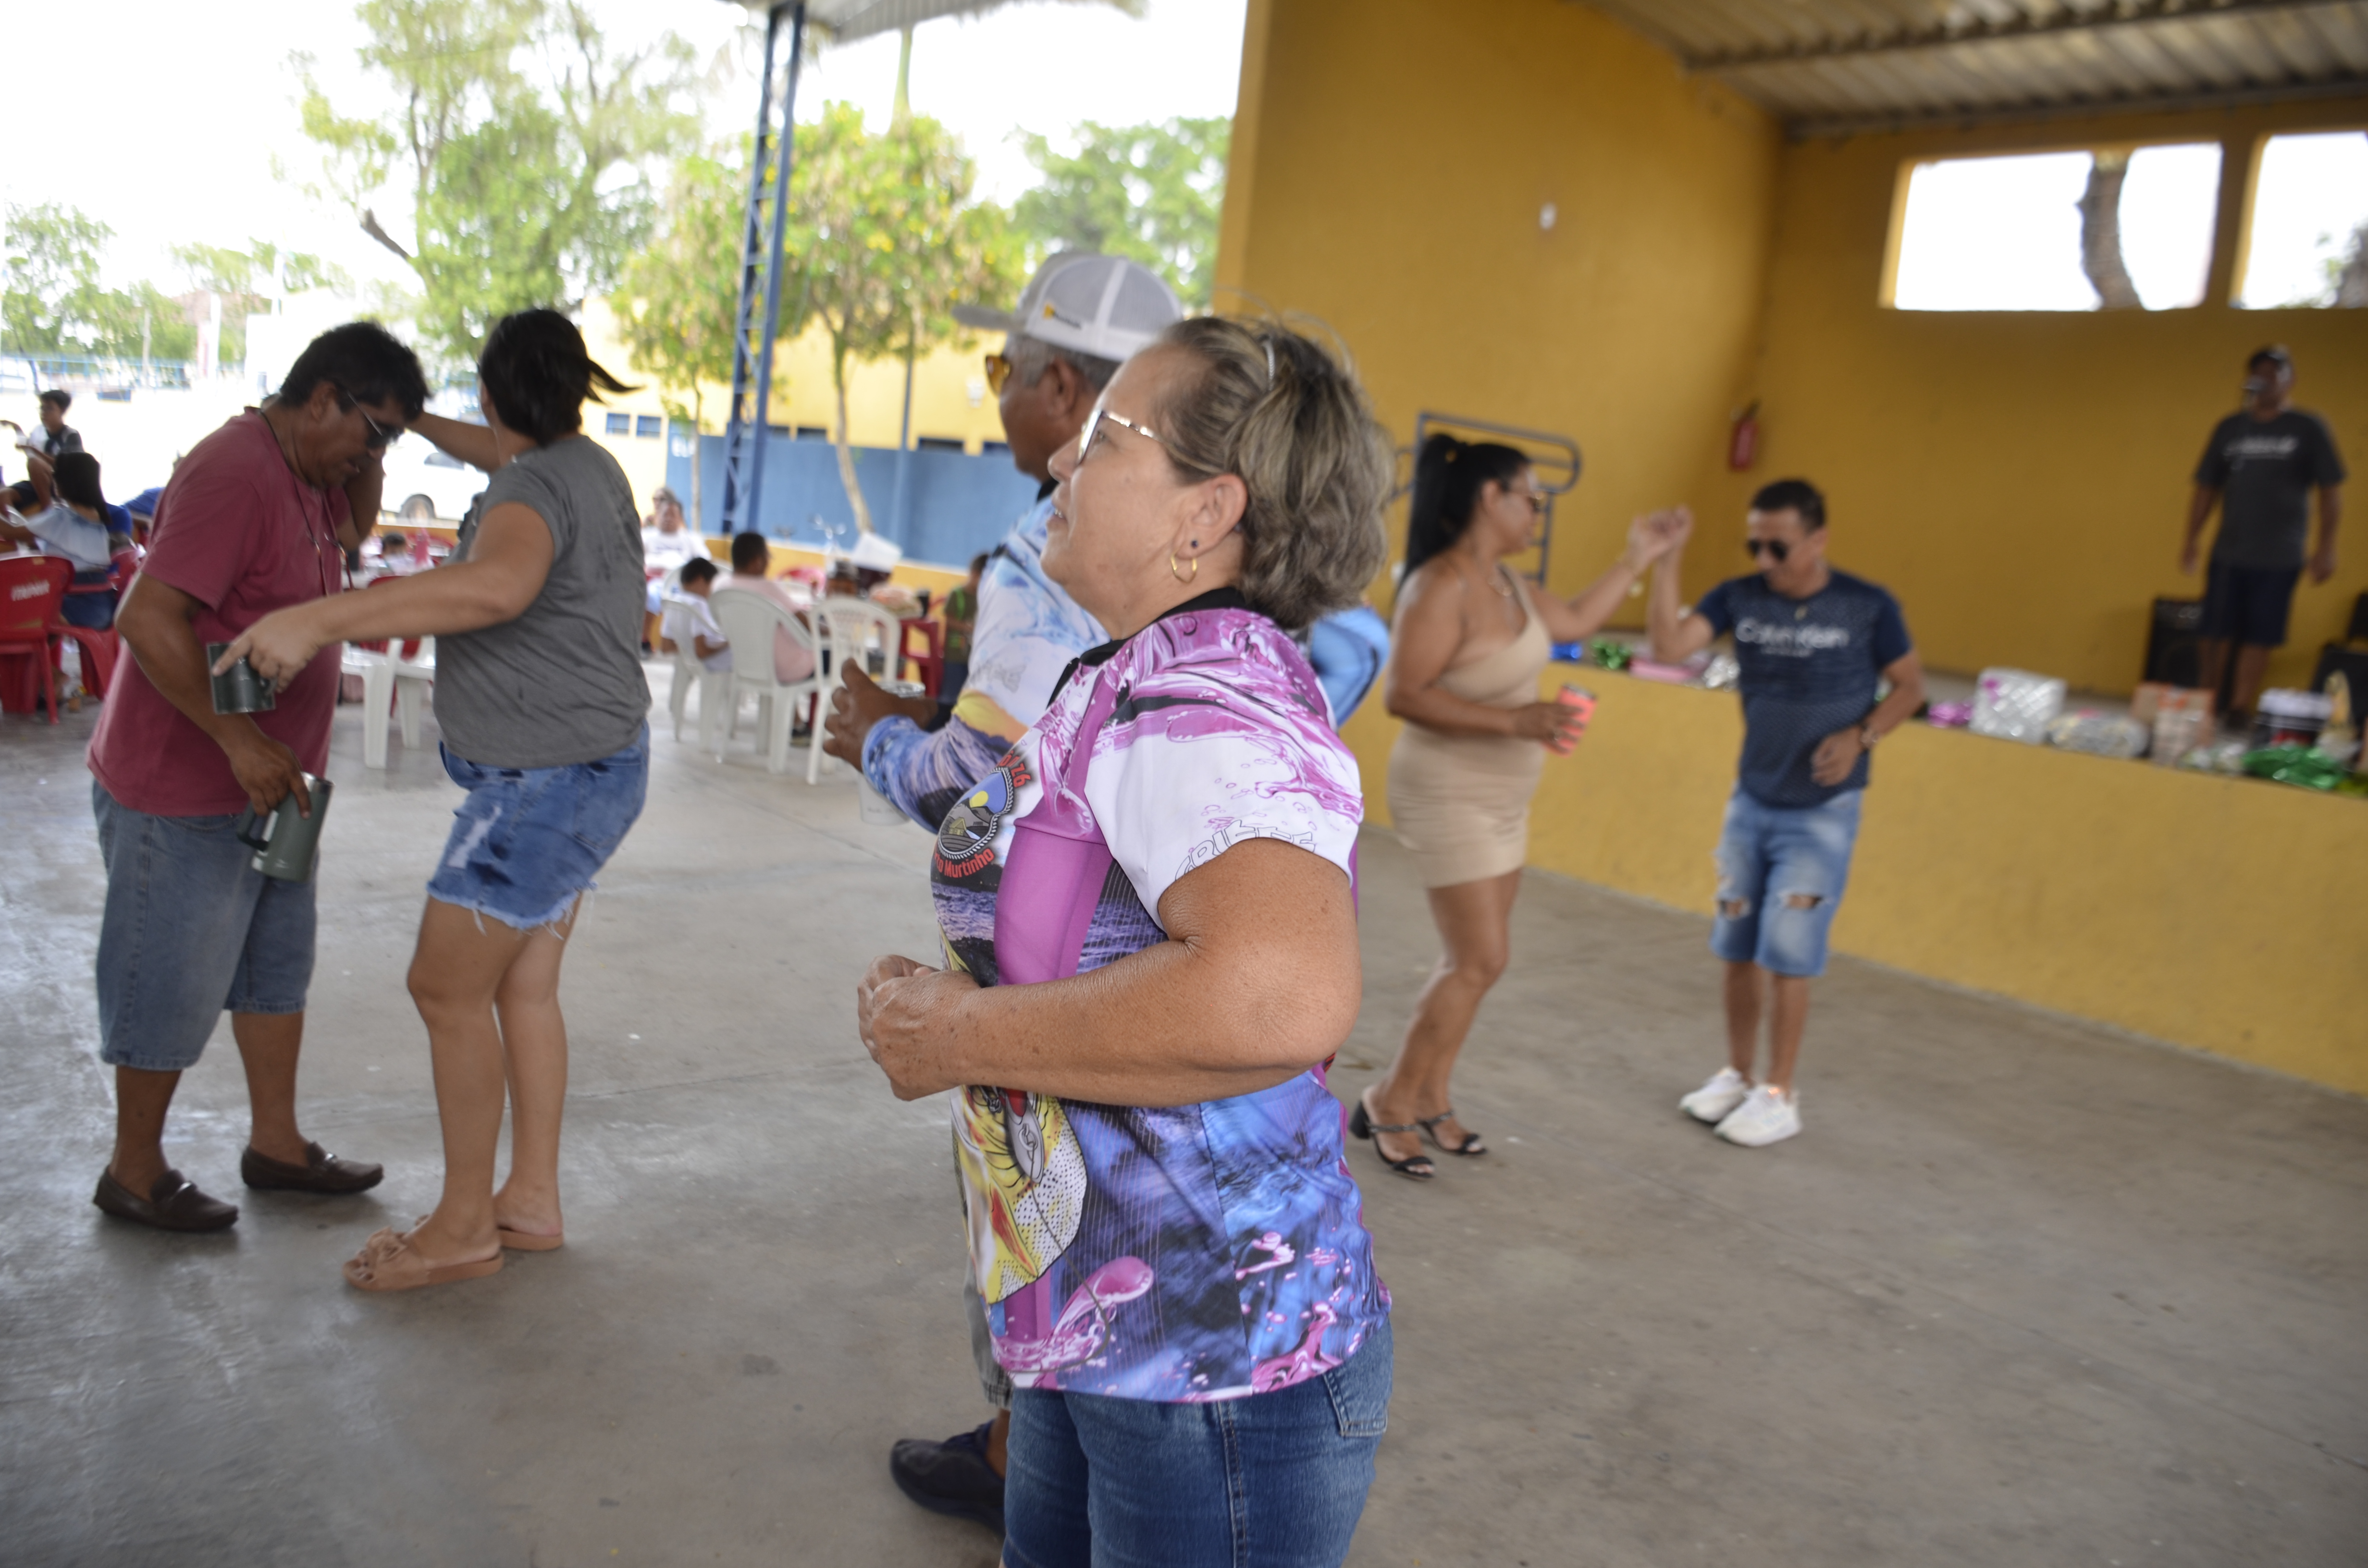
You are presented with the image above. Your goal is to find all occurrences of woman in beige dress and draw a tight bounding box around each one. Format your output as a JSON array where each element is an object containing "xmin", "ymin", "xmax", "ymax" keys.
[{"xmin": 1356, "ymin": 434, "xmax": 1674, "ymax": 1178}]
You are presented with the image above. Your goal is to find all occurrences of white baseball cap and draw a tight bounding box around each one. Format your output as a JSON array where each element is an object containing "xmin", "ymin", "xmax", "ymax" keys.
[{"xmin": 953, "ymin": 253, "xmax": 1183, "ymax": 363}]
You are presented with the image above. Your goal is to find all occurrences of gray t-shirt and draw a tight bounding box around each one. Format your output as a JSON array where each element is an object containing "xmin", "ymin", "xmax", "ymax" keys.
[{"xmin": 433, "ymin": 434, "xmax": 649, "ymax": 768}]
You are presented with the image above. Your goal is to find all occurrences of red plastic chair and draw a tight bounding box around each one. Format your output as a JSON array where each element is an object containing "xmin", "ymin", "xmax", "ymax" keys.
[
  {"xmin": 52, "ymin": 546, "xmax": 139, "ymax": 699},
  {"xmin": 0, "ymin": 557, "xmax": 73, "ymax": 722},
  {"xmin": 898, "ymin": 615, "xmax": 945, "ymax": 700}
]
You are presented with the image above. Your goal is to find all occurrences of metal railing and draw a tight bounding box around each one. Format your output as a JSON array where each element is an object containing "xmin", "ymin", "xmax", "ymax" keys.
[{"xmin": 1401, "ymin": 412, "xmax": 1584, "ymax": 586}]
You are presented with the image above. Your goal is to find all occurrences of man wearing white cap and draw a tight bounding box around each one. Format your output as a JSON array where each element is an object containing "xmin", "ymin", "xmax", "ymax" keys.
[
  {"xmin": 824, "ymin": 253, "xmax": 1180, "ymax": 1538},
  {"xmin": 826, "ymin": 252, "xmax": 1182, "ymax": 831}
]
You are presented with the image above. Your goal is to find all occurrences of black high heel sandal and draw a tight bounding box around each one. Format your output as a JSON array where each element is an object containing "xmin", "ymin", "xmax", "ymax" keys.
[
  {"xmin": 1417, "ymin": 1109, "xmax": 1487, "ymax": 1157},
  {"xmin": 1349, "ymin": 1092, "xmax": 1435, "ymax": 1180}
]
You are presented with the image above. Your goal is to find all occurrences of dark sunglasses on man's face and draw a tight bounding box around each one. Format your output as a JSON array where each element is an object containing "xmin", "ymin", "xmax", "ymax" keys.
[
  {"xmin": 334, "ymin": 388, "xmax": 401, "ymax": 451},
  {"xmin": 1746, "ymin": 538, "xmax": 1792, "ymax": 564}
]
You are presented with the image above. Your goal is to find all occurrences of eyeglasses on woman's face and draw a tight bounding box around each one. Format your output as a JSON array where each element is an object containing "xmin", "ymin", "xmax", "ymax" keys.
[{"xmin": 1075, "ymin": 404, "xmax": 1170, "ymax": 466}]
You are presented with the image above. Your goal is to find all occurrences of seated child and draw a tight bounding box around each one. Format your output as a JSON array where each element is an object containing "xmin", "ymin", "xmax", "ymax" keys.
[{"xmin": 659, "ymin": 557, "xmax": 731, "ymax": 670}]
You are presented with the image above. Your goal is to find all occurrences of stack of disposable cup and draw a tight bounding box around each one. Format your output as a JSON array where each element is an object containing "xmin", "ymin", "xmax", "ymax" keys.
[{"xmin": 858, "ymin": 679, "xmax": 930, "ymax": 826}]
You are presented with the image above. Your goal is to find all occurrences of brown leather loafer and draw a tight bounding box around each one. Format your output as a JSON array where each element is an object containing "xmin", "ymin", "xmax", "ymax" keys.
[
  {"xmin": 93, "ymin": 1167, "xmax": 239, "ymax": 1232},
  {"xmin": 241, "ymin": 1141, "xmax": 385, "ymax": 1195}
]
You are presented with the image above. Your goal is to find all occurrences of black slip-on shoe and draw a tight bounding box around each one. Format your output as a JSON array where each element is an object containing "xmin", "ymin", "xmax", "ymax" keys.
[
  {"xmin": 93, "ymin": 1167, "xmax": 239, "ymax": 1232},
  {"xmin": 888, "ymin": 1420, "xmax": 1005, "ymax": 1535},
  {"xmin": 241, "ymin": 1141, "xmax": 385, "ymax": 1195}
]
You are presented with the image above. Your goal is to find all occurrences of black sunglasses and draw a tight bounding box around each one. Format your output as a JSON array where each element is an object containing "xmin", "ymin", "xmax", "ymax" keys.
[
  {"xmin": 333, "ymin": 387, "xmax": 401, "ymax": 451},
  {"xmin": 1746, "ymin": 538, "xmax": 1791, "ymax": 564}
]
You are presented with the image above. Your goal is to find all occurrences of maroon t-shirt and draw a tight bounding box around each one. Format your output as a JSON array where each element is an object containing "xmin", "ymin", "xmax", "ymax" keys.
[{"xmin": 88, "ymin": 413, "xmax": 348, "ymax": 815}]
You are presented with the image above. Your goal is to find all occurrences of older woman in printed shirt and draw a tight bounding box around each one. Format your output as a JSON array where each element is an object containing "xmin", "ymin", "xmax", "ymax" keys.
[{"xmin": 857, "ymin": 318, "xmax": 1395, "ymax": 1568}]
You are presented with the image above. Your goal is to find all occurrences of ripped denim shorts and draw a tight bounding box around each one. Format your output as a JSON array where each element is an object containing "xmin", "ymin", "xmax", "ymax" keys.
[
  {"xmin": 1708, "ymin": 785, "xmax": 1863, "ymax": 979},
  {"xmin": 426, "ymin": 725, "xmax": 649, "ymax": 932}
]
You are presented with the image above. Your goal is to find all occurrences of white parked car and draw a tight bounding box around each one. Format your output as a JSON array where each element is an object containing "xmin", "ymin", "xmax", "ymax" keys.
[{"xmin": 377, "ymin": 432, "xmax": 486, "ymax": 525}]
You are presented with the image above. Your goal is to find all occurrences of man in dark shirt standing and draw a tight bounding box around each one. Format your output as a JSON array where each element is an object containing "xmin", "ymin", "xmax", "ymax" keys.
[
  {"xmin": 2181, "ymin": 345, "xmax": 2346, "ymax": 728},
  {"xmin": 1646, "ymin": 479, "xmax": 1925, "ymax": 1148}
]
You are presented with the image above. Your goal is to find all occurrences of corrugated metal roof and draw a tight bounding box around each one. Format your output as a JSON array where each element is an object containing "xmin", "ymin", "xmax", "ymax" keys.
[{"xmin": 1577, "ymin": 0, "xmax": 2368, "ymax": 135}]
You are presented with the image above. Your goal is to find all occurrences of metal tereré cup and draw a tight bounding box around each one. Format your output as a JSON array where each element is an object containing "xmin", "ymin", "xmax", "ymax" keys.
[
  {"xmin": 207, "ymin": 642, "xmax": 276, "ymax": 714},
  {"xmin": 236, "ymin": 774, "xmax": 333, "ymax": 883}
]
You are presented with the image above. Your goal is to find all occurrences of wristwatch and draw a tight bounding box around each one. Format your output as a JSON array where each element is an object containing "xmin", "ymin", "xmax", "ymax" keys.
[{"xmin": 1859, "ymin": 724, "xmax": 1881, "ymax": 750}]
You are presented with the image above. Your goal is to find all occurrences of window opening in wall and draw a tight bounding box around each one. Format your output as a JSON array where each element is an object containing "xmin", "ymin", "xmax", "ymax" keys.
[
  {"xmin": 1889, "ymin": 144, "xmax": 2221, "ymax": 312},
  {"xmin": 2237, "ymin": 131, "xmax": 2368, "ymax": 309},
  {"xmin": 604, "ymin": 411, "xmax": 631, "ymax": 435},
  {"xmin": 635, "ymin": 415, "xmax": 663, "ymax": 438}
]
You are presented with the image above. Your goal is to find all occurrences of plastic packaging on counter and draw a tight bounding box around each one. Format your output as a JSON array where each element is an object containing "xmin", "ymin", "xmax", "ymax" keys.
[
  {"xmin": 2241, "ymin": 745, "xmax": 2348, "ymax": 792},
  {"xmin": 1969, "ymin": 668, "xmax": 2066, "ymax": 744},
  {"xmin": 1701, "ymin": 652, "xmax": 1740, "ymax": 690},
  {"xmin": 1925, "ymin": 701, "xmax": 1973, "ymax": 729},
  {"xmin": 2046, "ymin": 709, "xmax": 2150, "ymax": 759}
]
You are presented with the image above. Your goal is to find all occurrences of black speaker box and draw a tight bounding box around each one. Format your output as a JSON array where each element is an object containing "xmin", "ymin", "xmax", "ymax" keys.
[
  {"xmin": 2144, "ymin": 597, "xmax": 2206, "ymax": 689},
  {"xmin": 2313, "ymin": 642, "xmax": 2368, "ymax": 701}
]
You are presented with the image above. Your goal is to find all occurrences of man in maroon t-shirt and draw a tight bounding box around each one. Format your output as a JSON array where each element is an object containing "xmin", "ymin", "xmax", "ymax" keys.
[{"xmin": 85, "ymin": 322, "xmax": 427, "ymax": 1231}]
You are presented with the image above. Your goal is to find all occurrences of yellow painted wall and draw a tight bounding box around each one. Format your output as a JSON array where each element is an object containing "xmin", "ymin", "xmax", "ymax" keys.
[
  {"xmin": 1226, "ymin": 1, "xmax": 2367, "ymax": 1092},
  {"xmin": 1218, "ymin": 0, "xmax": 1782, "ymax": 617},
  {"xmin": 1695, "ymin": 102, "xmax": 2368, "ymax": 696},
  {"xmin": 1351, "ymin": 672, "xmax": 2368, "ymax": 1095}
]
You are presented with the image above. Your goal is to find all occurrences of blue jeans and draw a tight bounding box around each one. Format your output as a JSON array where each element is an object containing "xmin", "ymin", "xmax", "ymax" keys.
[
  {"xmin": 92, "ymin": 781, "xmax": 317, "ymax": 1072},
  {"xmin": 1708, "ymin": 787, "xmax": 1862, "ymax": 979},
  {"xmin": 427, "ymin": 727, "xmax": 650, "ymax": 931},
  {"xmin": 1003, "ymin": 1320, "xmax": 1391, "ymax": 1568}
]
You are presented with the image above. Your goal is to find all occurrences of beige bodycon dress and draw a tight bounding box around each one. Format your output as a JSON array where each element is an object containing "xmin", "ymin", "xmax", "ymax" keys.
[{"xmin": 1387, "ymin": 585, "xmax": 1553, "ymax": 889}]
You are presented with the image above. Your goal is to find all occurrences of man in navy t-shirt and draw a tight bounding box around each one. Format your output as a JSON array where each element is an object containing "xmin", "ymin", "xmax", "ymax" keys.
[{"xmin": 1645, "ymin": 478, "xmax": 1924, "ymax": 1148}]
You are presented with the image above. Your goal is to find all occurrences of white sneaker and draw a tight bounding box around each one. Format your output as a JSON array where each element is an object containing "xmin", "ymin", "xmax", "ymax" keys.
[
  {"xmin": 1679, "ymin": 1066, "xmax": 1751, "ymax": 1124},
  {"xmin": 1714, "ymin": 1085, "xmax": 1801, "ymax": 1147}
]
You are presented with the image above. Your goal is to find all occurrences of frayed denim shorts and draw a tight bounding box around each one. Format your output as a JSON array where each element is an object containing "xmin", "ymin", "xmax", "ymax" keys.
[
  {"xmin": 1709, "ymin": 785, "xmax": 1863, "ymax": 979},
  {"xmin": 427, "ymin": 726, "xmax": 649, "ymax": 932}
]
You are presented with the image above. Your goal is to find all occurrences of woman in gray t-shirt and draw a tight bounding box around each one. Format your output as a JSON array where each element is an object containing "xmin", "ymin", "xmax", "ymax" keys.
[{"xmin": 221, "ymin": 308, "xmax": 654, "ymax": 1293}]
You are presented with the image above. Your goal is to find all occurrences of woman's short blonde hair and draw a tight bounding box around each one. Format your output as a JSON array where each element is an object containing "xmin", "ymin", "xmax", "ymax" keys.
[{"xmin": 1149, "ymin": 317, "xmax": 1391, "ymax": 632}]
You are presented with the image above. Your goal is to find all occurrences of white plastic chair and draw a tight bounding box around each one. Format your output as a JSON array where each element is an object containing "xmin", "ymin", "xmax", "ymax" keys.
[
  {"xmin": 709, "ymin": 587, "xmax": 827, "ymax": 778},
  {"xmin": 812, "ymin": 596, "xmax": 908, "ymax": 690},
  {"xmin": 342, "ymin": 637, "xmax": 437, "ymax": 768},
  {"xmin": 661, "ymin": 596, "xmax": 732, "ymax": 748}
]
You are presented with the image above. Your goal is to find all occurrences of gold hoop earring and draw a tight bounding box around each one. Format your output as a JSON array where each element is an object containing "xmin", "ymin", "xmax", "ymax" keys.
[{"xmin": 1170, "ymin": 552, "xmax": 1198, "ymax": 584}]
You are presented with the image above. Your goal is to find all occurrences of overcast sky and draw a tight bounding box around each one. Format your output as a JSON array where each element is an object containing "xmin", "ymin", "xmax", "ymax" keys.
[{"xmin": 1, "ymin": 0, "xmax": 1245, "ymax": 300}]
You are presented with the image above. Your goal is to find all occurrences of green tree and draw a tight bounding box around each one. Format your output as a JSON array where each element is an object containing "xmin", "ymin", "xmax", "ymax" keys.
[
  {"xmin": 294, "ymin": 0, "xmax": 698, "ymax": 365},
  {"xmin": 779, "ymin": 102, "xmax": 1027, "ymax": 534},
  {"xmin": 2, "ymin": 203, "xmax": 114, "ymax": 354},
  {"xmin": 616, "ymin": 150, "xmax": 746, "ymax": 525},
  {"xmin": 1012, "ymin": 117, "xmax": 1229, "ymax": 308}
]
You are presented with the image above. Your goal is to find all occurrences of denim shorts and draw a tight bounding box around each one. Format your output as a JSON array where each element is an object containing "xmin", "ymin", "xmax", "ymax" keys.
[
  {"xmin": 92, "ymin": 781, "xmax": 317, "ymax": 1072},
  {"xmin": 426, "ymin": 726, "xmax": 650, "ymax": 932},
  {"xmin": 1709, "ymin": 786, "xmax": 1863, "ymax": 979},
  {"xmin": 1003, "ymin": 1319, "xmax": 1391, "ymax": 1568}
]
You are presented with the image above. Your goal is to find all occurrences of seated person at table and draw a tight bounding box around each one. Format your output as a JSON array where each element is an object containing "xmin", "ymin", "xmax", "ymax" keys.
[
  {"xmin": 659, "ymin": 557, "xmax": 729, "ymax": 670},
  {"xmin": 724, "ymin": 530, "xmax": 817, "ymax": 684},
  {"xmin": 4, "ymin": 451, "xmax": 121, "ymax": 628}
]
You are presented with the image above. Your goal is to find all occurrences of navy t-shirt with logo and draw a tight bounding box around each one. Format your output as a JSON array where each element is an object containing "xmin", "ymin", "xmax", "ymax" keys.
[
  {"xmin": 2194, "ymin": 410, "xmax": 2346, "ymax": 571},
  {"xmin": 1695, "ymin": 568, "xmax": 1913, "ymax": 809}
]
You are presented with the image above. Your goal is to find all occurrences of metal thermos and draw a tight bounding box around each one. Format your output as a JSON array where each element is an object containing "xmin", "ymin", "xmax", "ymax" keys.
[
  {"xmin": 235, "ymin": 775, "xmax": 333, "ymax": 882},
  {"xmin": 207, "ymin": 643, "xmax": 276, "ymax": 714}
]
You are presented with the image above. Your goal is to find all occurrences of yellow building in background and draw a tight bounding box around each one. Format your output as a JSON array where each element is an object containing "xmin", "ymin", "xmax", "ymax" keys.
[{"xmin": 578, "ymin": 298, "xmax": 1012, "ymax": 516}]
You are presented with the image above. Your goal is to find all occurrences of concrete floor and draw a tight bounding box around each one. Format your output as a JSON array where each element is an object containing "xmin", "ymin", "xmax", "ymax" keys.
[{"xmin": 2, "ymin": 677, "xmax": 2363, "ymax": 1568}]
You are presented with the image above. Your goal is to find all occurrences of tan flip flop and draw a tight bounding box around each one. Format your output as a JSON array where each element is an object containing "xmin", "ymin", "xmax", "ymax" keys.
[
  {"xmin": 343, "ymin": 1225, "xmax": 504, "ymax": 1291},
  {"xmin": 496, "ymin": 1226, "xmax": 564, "ymax": 1252}
]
